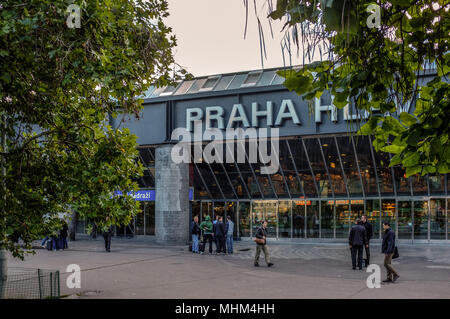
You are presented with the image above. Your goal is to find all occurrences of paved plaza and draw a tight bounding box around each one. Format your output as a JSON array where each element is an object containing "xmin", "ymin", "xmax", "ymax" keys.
[{"xmin": 6, "ymin": 236, "xmax": 450, "ymax": 299}]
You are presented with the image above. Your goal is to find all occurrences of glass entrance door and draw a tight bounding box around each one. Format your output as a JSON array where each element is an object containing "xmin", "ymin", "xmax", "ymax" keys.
[
  {"xmin": 252, "ymin": 201, "xmax": 277, "ymax": 238},
  {"xmin": 398, "ymin": 201, "xmax": 412, "ymax": 239},
  {"xmin": 225, "ymin": 202, "xmax": 238, "ymax": 238},
  {"xmin": 430, "ymin": 199, "xmax": 446, "ymax": 239},
  {"xmin": 238, "ymin": 202, "xmax": 251, "ymax": 237},
  {"xmin": 414, "ymin": 200, "xmax": 429, "ymax": 239}
]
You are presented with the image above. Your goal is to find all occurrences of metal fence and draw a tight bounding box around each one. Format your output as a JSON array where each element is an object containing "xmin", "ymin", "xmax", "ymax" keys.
[{"xmin": 0, "ymin": 268, "xmax": 60, "ymax": 299}]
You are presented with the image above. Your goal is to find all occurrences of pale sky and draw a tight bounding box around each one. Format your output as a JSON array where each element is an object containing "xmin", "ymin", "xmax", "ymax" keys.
[{"xmin": 165, "ymin": 0, "xmax": 306, "ymax": 77}]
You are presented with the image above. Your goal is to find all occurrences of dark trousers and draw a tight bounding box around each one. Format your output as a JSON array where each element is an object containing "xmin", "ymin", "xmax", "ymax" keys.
[
  {"xmin": 216, "ymin": 235, "xmax": 225, "ymax": 253},
  {"xmin": 364, "ymin": 241, "xmax": 371, "ymax": 266},
  {"xmin": 202, "ymin": 234, "xmax": 213, "ymax": 253},
  {"xmin": 103, "ymin": 232, "xmax": 112, "ymax": 251},
  {"xmin": 384, "ymin": 253, "xmax": 399, "ymax": 280},
  {"xmin": 58, "ymin": 237, "xmax": 68, "ymax": 250},
  {"xmin": 351, "ymin": 245, "xmax": 364, "ymax": 269}
]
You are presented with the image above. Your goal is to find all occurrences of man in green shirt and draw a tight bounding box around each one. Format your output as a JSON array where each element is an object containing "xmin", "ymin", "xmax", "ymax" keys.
[{"xmin": 200, "ymin": 215, "xmax": 213, "ymax": 254}]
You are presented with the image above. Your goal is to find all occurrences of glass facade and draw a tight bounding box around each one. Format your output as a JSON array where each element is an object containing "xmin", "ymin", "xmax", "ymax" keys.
[{"xmin": 78, "ymin": 135, "xmax": 447, "ymax": 241}]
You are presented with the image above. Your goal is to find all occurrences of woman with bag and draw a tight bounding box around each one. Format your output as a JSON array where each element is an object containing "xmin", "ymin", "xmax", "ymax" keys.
[{"xmin": 254, "ymin": 220, "xmax": 274, "ymax": 268}]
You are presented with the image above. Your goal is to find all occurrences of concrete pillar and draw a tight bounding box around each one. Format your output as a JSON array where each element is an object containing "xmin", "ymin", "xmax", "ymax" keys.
[{"xmin": 155, "ymin": 144, "xmax": 190, "ymax": 244}]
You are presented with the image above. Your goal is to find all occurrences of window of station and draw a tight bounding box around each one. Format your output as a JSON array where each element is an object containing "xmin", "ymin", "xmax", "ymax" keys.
[
  {"xmin": 195, "ymin": 162, "xmax": 223, "ymax": 199},
  {"xmin": 413, "ymin": 200, "xmax": 428, "ymax": 239},
  {"xmin": 393, "ymin": 166, "xmax": 412, "ymax": 195},
  {"xmin": 372, "ymin": 147, "xmax": 395, "ymax": 195},
  {"xmin": 381, "ymin": 200, "xmax": 396, "ymax": 233},
  {"xmin": 278, "ymin": 201, "xmax": 292, "ymax": 238},
  {"xmin": 292, "ymin": 201, "xmax": 306, "ymax": 238},
  {"xmin": 320, "ymin": 137, "xmax": 346, "ymax": 197},
  {"xmin": 430, "ymin": 199, "xmax": 446, "ymax": 239},
  {"xmin": 321, "ymin": 200, "xmax": 334, "ymax": 238},
  {"xmin": 335, "ymin": 200, "xmax": 351, "ymax": 238},
  {"xmin": 192, "ymin": 163, "xmax": 211, "ymax": 199},
  {"xmin": 353, "ymin": 136, "xmax": 379, "ymax": 196},
  {"xmin": 209, "ymin": 162, "xmax": 236, "ymax": 199},
  {"xmin": 282, "ymin": 140, "xmax": 303, "ymax": 197},
  {"xmin": 306, "ymin": 201, "xmax": 320, "ymax": 238},
  {"xmin": 223, "ymin": 162, "xmax": 250, "ymax": 199},
  {"xmin": 238, "ymin": 162, "xmax": 262, "ymax": 198},
  {"xmin": 335, "ymin": 136, "xmax": 363, "ymax": 196},
  {"xmin": 429, "ymin": 175, "xmax": 446, "ymax": 195},
  {"xmin": 411, "ymin": 174, "xmax": 428, "ymax": 195},
  {"xmin": 303, "ymin": 138, "xmax": 332, "ymax": 198},
  {"xmin": 238, "ymin": 202, "xmax": 251, "ymax": 237},
  {"xmin": 366, "ymin": 199, "xmax": 381, "ymax": 239},
  {"xmin": 287, "ymin": 139, "xmax": 317, "ymax": 197},
  {"xmin": 398, "ymin": 201, "xmax": 412, "ymax": 239}
]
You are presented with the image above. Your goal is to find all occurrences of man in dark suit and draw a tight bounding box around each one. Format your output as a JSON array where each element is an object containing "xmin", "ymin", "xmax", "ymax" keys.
[
  {"xmin": 361, "ymin": 215, "xmax": 373, "ymax": 267},
  {"xmin": 349, "ymin": 218, "xmax": 368, "ymax": 270},
  {"xmin": 214, "ymin": 216, "xmax": 226, "ymax": 254},
  {"xmin": 382, "ymin": 221, "xmax": 399, "ymax": 283}
]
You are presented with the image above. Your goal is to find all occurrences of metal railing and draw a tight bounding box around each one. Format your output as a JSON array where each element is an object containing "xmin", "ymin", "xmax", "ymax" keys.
[{"xmin": 0, "ymin": 268, "xmax": 60, "ymax": 299}]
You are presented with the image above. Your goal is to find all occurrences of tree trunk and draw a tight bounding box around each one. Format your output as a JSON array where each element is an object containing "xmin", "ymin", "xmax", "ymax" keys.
[
  {"xmin": 0, "ymin": 249, "xmax": 7, "ymax": 298},
  {"xmin": 1, "ymin": 114, "xmax": 7, "ymax": 298}
]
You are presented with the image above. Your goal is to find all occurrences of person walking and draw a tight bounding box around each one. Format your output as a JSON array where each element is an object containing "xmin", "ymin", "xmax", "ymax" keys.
[
  {"xmin": 200, "ymin": 215, "xmax": 214, "ymax": 254},
  {"xmin": 215, "ymin": 216, "xmax": 226, "ymax": 254},
  {"xmin": 348, "ymin": 218, "xmax": 368, "ymax": 270},
  {"xmin": 225, "ymin": 215, "xmax": 234, "ymax": 254},
  {"xmin": 191, "ymin": 216, "xmax": 201, "ymax": 254},
  {"xmin": 91, "ymin": 222, "xmax": 97, "ymax": 239},
  {"xmin": 60, "ymin": 220, "xmax": 69, "ymax": 250},
  {"xmin": 102, "ymin": 218, "xmax": 114, "ymax": 252},
  {"xmin": 361, "ymin": 215, "xmax": 373, "ymax": 267},
  {"xmin": 382, "ymin": 221, "xmax": 400, "ymax": 283},
  {"xmin": 254, "ymin": 220, "xmax": 274, "ymax": 267},
  {"xmin": 41, "ymin": 236, "xmax": 49, "ymax": 248}
]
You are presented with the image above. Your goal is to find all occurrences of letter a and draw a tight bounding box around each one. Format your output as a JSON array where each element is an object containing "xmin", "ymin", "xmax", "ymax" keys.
[{"xmin": 66, "ymin": 264, "xmax": 81, "ymax": 289}]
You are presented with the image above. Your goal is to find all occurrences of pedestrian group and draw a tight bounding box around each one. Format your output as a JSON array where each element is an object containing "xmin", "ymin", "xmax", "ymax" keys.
[{"xmin": 348, "ymin": 215, "xmax": 400, "ymax": 283}]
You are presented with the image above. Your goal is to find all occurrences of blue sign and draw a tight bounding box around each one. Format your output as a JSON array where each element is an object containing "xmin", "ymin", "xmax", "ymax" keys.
[{"xmin": 114, "ymin": 189, "xmax": 193, "ymax": 201}]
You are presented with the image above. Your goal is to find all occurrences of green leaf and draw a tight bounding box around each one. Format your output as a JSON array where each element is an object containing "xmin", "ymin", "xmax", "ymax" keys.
[
  {"xmin": 399, "ymin": 112, "xmax": 417, "ymax": 127},
  {"xmin": 357, "ymin": 116, "xmax": 381, "ymax": 135},
  {"xmin": 381, "ymin": 144, "xmax": 404, "ymax": 154},
  {"xmin": 402, "ymin": 152, "xmax": 420, "ymax": 167},
  {"xmin": 437, "ymin": 163, "xmax": 449, "ymax": 174},
  {"xmin": 422, "ymin": 165, "xmax": 436, "ymax": 175},
  {"xmin": 406, "ymin": 165, "xmax": 422, "ymax": 177},
  {"xmin": 389, "ymin": 154, "xmax": 403, "ymax": 167}
]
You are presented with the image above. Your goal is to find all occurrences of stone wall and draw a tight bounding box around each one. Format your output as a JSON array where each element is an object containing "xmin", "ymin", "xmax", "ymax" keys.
[{"xmin": 155, "ymin": 144, "xmax": 190, "ymax": 244}]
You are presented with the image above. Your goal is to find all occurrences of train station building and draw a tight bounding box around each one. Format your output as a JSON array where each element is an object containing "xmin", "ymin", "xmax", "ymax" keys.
[{"xmin": 76, "ymin": 66, "xmax": 449, "ymax": 243}]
